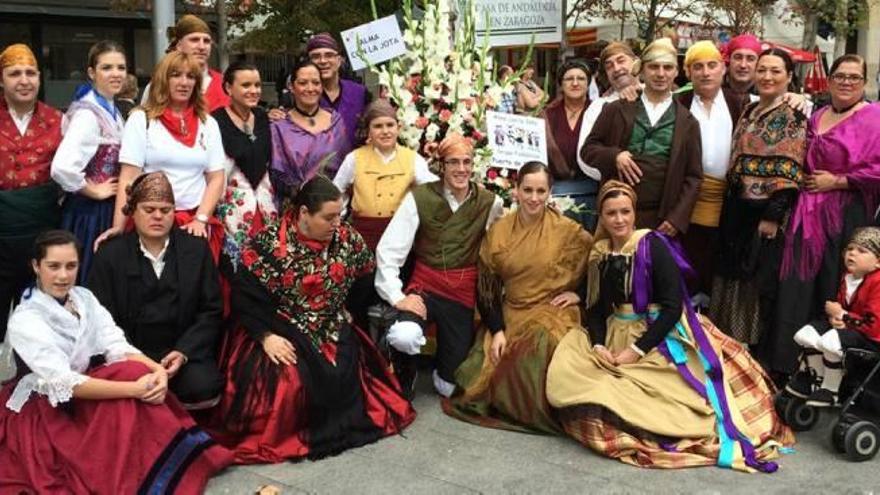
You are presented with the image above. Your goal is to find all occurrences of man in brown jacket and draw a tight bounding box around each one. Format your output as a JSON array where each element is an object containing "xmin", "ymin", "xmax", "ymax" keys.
[{"xmin": 582, "ymin": 38, "xmax": 702, "ymax": 237}]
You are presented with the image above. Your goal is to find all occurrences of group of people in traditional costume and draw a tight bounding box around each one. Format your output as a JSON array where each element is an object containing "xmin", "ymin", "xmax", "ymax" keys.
[{"xmin": 1, "ymin": 10, "xmax": 879, "ymax": 491}]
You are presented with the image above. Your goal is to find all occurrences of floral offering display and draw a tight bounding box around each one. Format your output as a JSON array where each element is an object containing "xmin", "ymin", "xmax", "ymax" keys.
[{"xmin": 364, "ymin": 0, "xmax": 535, "ymax": 206}]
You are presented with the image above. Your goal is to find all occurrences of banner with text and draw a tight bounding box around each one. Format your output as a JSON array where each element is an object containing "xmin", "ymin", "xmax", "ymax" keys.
[
  {"xmin": 472, "ymin": 1, "xmax": 562, "ymax": 47},
  {"xmin": 486, "ymin": 111, "xmax": 547, "ymax": 170},
  {"xmin": 341, "ymin": 15, "xmax": 407, "ymax": 71}
]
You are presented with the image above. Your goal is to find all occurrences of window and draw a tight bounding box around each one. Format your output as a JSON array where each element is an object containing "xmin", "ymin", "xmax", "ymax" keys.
[{"xmin": 41, "ymin": 24, "xmax": 124, "ymax": 108}]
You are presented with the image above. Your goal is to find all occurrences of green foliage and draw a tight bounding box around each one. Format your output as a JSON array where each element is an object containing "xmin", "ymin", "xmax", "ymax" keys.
[
  {"xmin": 787, "ymin": 0, "xmax": 875, "ymax": 36},
  {"xmin": 229, "ymin": 0, "xmax": 399, "ymax": 53}
]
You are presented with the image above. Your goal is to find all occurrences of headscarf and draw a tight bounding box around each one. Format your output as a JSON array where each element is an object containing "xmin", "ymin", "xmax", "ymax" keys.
[
  {"xmin": 849, "ymin": 227, "xmax": 880, "ymax": 260},
  {"xmin": 166, "ymin": 14, "xmax": 211, "ymax": 52},
  {"xmin": 438, "ymin": 133, "xmax": 473, "ymax": 158},
  {"xmin": 0, "ymin": 44, "xmax": 37, "ymax": 69},
  {"xmin": 722, "ymin": 34, "xmax": 762, "ymax": 63},
  {"xmin": 424, "ymin": 133, "xmax": 474, "ymax": 173},
  {"xmin": 633, "ymin": 38, "xmax": 677, "ymax": 75},
  {"xmin": 594, "ymin": 180, "xmax": 639, "ymax": 242},
  {"xmin": 684, "ymin": 40, "xmax": 722, "ymax": 68},
  {"xmin": 306, "ymin": 32, "xmax": 340, "ymax": 53},
  {"xmin": 363, "ymin": 99, "xmax": 397, "ymax": 126},
  {"xmin": 123, "ymin": 172, "xmax": 175, "ymax": 215}
]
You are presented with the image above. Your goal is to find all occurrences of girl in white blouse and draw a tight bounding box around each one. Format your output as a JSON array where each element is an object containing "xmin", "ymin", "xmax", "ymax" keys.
[
  {"xmin": 0, "ymin": 230, "xmax": 231, "ymax": 492},
  {"xmin": 50, "ymin": 40, "xmax": 127, "ymax": 282}
]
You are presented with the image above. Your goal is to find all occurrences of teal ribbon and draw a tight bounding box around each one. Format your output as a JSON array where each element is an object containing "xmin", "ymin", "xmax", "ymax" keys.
[{"xmin": 698, "ymin": 350, "xmax": 736, "ymax": 468}]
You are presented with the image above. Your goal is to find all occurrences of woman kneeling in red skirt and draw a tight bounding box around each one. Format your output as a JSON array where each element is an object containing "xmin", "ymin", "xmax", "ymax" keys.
[
  {"xmin": 208, "ymin": 175, "xmax": 415, "ymax": 464},
  {"xmin": 0, "ymin": 230, "xmax": 232, "ymax": 493}
]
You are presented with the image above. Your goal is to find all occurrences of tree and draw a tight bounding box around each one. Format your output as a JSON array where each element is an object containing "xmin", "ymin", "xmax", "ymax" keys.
[
  {"xmin": 228, "ymin": 0, "xmax": 399, "ymax": 58},
  {"xmin": 786, "ymin": 0, "xmax": 876, "ymax": 50},
  {"xmin": 215, "ymin": 0, "xmax": 229, "ymax": 70},
  {"xmin": 567, "ymin": 0, "xmax": 617, "ymax": 28},
  {"xmin": 702, "ymin": 0, "xmax": 771, "ymax": 35},
  {"xmin": 589, "ymin": 0, "xmax": 706, "ymax": 43}
]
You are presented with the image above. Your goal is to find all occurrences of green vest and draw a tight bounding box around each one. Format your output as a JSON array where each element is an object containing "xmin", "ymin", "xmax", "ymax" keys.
[
  {"xmin": 411, "ymin": 181, "xmax": 495, "ymax": 269},
  {"xmin": 627, "ymin": 101, "xmax": 676, "ymax": 160}
]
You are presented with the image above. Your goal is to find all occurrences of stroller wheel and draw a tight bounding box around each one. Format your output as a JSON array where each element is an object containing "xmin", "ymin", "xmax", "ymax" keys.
[
  {"xmin": 843, "ymin": 421, "xmax": 880, "ymax": 462},
  {"xmin": 778, "ymin": 395, "xmax": 820, "ymax": 431},
  {"xmin": 832, "ymin": 419, "xmax": 852, "ymax": 453}
]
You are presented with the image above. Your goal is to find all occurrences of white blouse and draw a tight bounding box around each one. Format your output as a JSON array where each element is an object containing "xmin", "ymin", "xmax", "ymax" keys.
[
  {"xmin": 119, "ymin": 110, "xmax": 225, "ymax": 210},
  {"xmin": 3, "ymin": 286, "xmax": 140, "ymax": 412},
  {"xmin": 51, "ymin": 91, "xmax": 125, "ymax": 192}
]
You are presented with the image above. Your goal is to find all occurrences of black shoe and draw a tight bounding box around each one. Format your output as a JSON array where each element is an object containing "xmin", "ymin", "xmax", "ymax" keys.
[
  {"xmin": 805, "ymin": 388, "xmax": 839, "ymax": 408},
  {"xmin": 784, "ymin": 369, "xmax": 817, "ymax": 399},
  {"xmin": 390, "ymin": 349, "xmax": 418, "ymax": 401}
]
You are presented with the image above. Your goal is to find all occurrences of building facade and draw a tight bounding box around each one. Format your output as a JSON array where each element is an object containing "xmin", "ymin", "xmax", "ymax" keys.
[{"xmin": 0, "ymin": 0, "xmax": 217, "ymax": 108}]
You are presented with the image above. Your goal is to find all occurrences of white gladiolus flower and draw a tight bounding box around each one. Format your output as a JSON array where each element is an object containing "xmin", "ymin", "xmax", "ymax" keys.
[
  {"xmin": 365, "ymin": 0, "xmax": 534, "ymax": 205},
  {"xmin": 425, "ymin": 123, "xmax": 441, "ymax": 142},
  {"xmin": 401, "ymin": 105, "xmax": 420, "ymax": 127},
  {"xmin": 424, "ymin": 83, "xmax": 443, "ymax": 101},
  {"xmin": 486, "ymin": 86, "xmax": 504, "ymax": 109}
]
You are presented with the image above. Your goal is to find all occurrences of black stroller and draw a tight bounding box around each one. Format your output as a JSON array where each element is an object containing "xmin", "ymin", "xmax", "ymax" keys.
[{"xmin": 776, "ymin": 347, "xmax": 880, "ymax": 461}]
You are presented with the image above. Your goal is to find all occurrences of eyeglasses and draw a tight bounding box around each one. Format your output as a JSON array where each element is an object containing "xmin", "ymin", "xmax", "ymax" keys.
[
  {"xmin": 831, "ymin": 73, "xmax": 864, "ymax": 84},
  {"xmin": 444, "ymin": 158, "xmax": 473, "ymax": 168},
  {"xmin": 562, "ymin": 76, "xmax": 588, "ymax": 84},
  {"xmin": 309, "ymin": 52, "xmax": 339, "ymax": 62}
]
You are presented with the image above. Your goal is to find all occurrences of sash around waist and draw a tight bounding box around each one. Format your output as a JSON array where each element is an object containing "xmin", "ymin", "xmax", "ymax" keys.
[{"xmin": 0, "ymin": 182, "xmax": 60, "ymax": 238}]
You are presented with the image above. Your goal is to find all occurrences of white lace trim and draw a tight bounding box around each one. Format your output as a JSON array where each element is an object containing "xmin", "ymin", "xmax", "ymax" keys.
[{"xmin": 6, "ymin": 372, "xmax": 89, "ymax": 413}]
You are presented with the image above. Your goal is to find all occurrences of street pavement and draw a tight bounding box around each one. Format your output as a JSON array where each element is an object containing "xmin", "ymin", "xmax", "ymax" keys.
[{"xmin": 206, "ymin": 375, "xmax": 880, "ymax": 495}]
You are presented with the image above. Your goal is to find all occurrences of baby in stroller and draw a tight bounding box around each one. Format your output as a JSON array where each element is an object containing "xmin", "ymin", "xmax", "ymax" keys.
[{"xmin": 788, "ymin": 227, "xmax": 880, "ymax": 408}]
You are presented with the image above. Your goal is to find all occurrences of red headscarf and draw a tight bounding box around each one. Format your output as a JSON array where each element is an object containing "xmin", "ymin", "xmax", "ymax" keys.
[{"xmin": 723, "ymin": 34, "xmax": 762, "ymax": 63}]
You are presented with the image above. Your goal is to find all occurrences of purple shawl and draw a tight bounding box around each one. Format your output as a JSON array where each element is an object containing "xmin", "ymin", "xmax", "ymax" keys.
[
  {"xmin": 269, "ymin": 110, "xmax": 351, "ymax": 194},
  {"xmin": 782, "ymin": 103, "xmax": 880, "ymax": 280}
]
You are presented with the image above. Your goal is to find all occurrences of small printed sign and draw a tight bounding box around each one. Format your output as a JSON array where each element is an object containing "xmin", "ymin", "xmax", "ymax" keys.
[
  {"xmin": 341, "ymin": 15, "xmax": 407, "ymax": 71},
  {"xmin": 486, "ymin": 110, "xmax": 548, "ymax": 170}
]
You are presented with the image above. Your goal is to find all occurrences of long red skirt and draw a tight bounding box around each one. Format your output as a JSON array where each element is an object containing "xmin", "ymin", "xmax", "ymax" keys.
[
  {"xmin": 0, "ymin": 361, "xmax": 233, "ymax": 494},
  {"xmin": 208, "ymin": 325, "xmax": 416, "ymax": 464}
]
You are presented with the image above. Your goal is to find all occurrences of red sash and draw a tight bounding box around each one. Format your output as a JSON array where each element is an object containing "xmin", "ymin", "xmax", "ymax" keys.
[
  {"xmin": 351, "ymin": 214, "xmax": 391, "ymax": 252},
  {"xmin": 405, "ymin": 260, "xmax": 478, "ymax": 309}
]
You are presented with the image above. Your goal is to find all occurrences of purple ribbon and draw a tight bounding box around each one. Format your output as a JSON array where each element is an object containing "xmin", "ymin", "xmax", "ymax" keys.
[{"xmin": 633, "ymin": 232, "xmax": 778, "ymax": 473}]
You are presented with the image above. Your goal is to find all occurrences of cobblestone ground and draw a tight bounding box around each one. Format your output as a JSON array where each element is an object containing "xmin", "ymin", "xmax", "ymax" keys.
[{"xmin": 206, "ymin": 375, "xmax": 880, "ymax": 495}]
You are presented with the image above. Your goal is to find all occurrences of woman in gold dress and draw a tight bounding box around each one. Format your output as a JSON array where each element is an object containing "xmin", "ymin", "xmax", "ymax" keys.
[
  {"xmin": 444, "ymin": 162, "xmax": 592, "ymax": 433},
  {"xmin": 545, "ymin": 180, "xmax": 793, "ymax": 472}
]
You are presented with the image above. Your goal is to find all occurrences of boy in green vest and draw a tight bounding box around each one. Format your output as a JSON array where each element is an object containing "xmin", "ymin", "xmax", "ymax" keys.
[{"xmin": 375, "ymin": 134, "xmax": 504, "ymax": 399}]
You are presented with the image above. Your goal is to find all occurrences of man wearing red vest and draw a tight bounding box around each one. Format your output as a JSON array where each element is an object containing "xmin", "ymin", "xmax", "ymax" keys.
[{"xmin": 0, "ymin": 44, "xmax": 63, "ymax": 337}]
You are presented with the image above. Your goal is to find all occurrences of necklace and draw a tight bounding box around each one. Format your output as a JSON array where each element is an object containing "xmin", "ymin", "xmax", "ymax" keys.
[
  {"xmin": 831, "ymin": 99, "xmax": 862, "ymax": 115},
  {"xmin": 178, "ymin": 115, "xmax": 188, "ymax": 137},
  {"xmin": 293, "ymin": 103, "xmax": 320, "ymax": 127},
  {"xmin": 564, "ymin": 102, "xmax": 584, "ymax": 120},
  {"xmin": 229, "ymin": 105, "xmax": 256, "ymax": 142}
]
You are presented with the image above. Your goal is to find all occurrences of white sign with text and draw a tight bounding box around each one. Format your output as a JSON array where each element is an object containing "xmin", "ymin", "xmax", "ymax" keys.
[
  {"xmin": 472, "ymin": 1, "xmax": 562, "ymax": 47},
  {"xmin": 486, "ymin": 110, "xmax": 547, "ymax": 170},
  {"xmin": 341, "ymin": 15, "xmax": 407, "ymax": 71}
]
